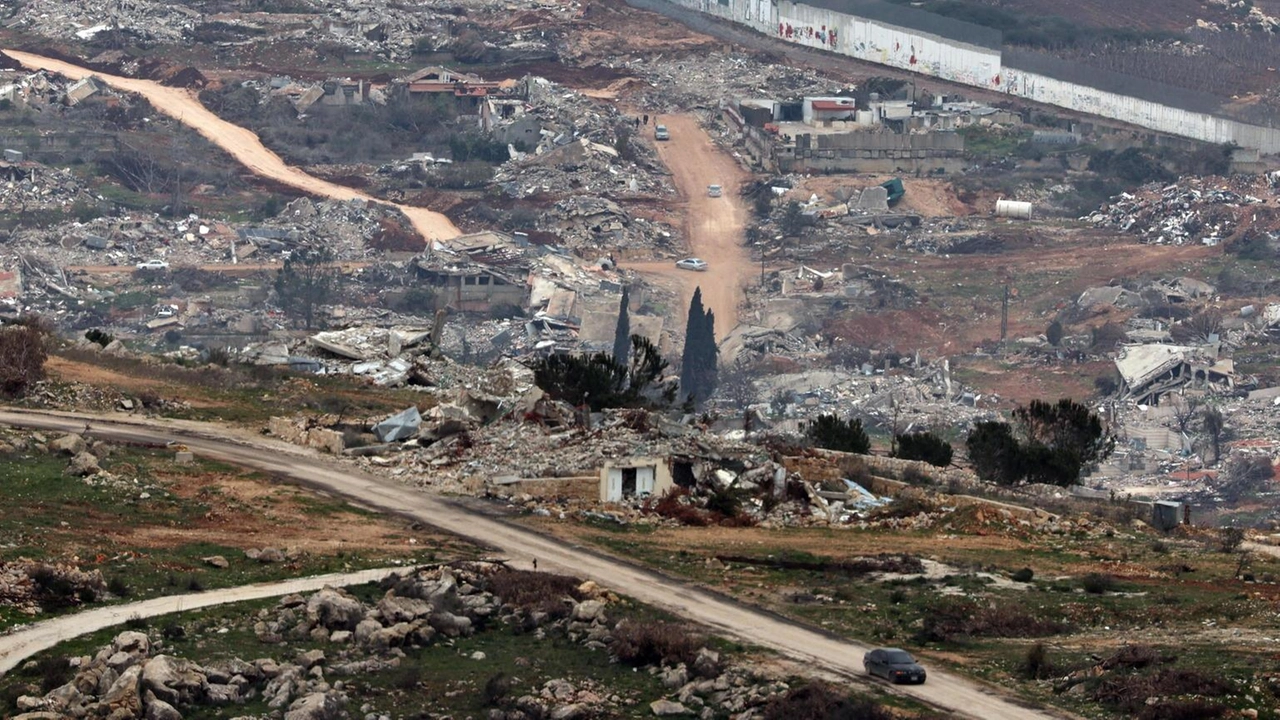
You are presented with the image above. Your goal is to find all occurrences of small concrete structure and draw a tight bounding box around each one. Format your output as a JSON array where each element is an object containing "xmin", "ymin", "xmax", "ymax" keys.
[
  {"xmin": 174, "ymin": 451, "xmax": 194, "ymax": 464},
  {"xmin": 600, "ymin": 456, "xmax": 674, "ymax": 503}
]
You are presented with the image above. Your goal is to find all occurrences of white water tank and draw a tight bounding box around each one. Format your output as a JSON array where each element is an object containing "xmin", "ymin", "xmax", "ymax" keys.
[{"xmin": 995, "ymin": 199, "xmax": 1033, "ymax": 220}]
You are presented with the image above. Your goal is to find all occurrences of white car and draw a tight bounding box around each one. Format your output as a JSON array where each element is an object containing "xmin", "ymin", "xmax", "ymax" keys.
[
  {"xmin": 676, "ymin": 258, "xmax": 708, "ymax": 272},
  {"xmin": 654, "ymin": 124, "xmax": 670, "ymax": 141},
  {"xmin": 707, "ymin": 184, "xmax": 723, "ymax": 198},
  {"xmin": 135, "ymin": 259, "xmax": 170, "ymax": 271}
]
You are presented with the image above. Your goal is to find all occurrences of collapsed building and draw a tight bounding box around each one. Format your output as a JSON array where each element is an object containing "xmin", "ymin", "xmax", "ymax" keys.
[{"xmin": 1115, "ymin": 344, "xmax": 1235, "ymax": 405}]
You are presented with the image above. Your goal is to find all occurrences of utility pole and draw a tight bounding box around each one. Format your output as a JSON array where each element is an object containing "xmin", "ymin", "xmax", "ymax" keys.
[{"xmin": 1000, "ymin": 284, "xmax": 1010, "ymax": 342}]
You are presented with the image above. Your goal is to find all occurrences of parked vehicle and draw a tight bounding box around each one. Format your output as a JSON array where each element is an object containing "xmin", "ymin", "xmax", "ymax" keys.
[
  {"xmin": 675, "ymin": 257, "xmax": 708, "ymax": 272},
  {"xmin": 654, "ymin": 124, "xmax": 670, "ymax": 141},
  {"xmin": 707, "ymin": 184, "xmax": 723, "ymax": 197},
  {"xmin": 863, "ymin": 648, "xmax": 926, "ymax": 684},
  {"xmin": 135, "ymin": 259, "xmax": 170, "ymax": 271}
]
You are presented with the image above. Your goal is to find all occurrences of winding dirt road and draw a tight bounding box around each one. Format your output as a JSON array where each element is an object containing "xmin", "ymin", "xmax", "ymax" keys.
[
  {"xmin": 2, "ymin": 50, "xmax": 460, "ymax": 243},
  {"xmin": 0, "ymin": 409, "xmax": 1066, "ymax": 720},
  {"xmin": 0, "ymin": 567, "xmax": 401, "ymax": 676},
  {"xmin": 627, "ymin": 114, "xmax": 755, "ymax": 333}
]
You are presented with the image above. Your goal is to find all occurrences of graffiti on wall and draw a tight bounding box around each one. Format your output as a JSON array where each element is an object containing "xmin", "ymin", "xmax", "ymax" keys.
[{"xmin": 778, "ymin": 20, "xmax": 838, "ymax": 49}]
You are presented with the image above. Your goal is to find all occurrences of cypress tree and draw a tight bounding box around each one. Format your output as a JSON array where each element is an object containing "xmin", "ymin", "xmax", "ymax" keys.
[
  {"xmin": 680, "ymin": 288, "xmax": 719, "ymax": 404},
  {"xmin": 612, "ymin": 286, "xmax": 631, "ymax": 367}
]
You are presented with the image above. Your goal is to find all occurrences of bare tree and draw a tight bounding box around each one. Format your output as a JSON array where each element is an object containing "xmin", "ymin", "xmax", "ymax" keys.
[{"xmin": 1168, "ymin": 393, "xmax": 1202, "ymax": 435}]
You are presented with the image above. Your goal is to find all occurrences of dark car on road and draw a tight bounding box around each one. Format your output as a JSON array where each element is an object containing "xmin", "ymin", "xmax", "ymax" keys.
[{"xmin": 863, "ymin": 648, "xmax": 927, "ymax": 684}]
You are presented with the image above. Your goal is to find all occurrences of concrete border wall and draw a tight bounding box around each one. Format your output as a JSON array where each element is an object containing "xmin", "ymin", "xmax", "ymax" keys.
[{"xmin": 663, "ymin": 0, "xmax": 1280, "ymax": 153}]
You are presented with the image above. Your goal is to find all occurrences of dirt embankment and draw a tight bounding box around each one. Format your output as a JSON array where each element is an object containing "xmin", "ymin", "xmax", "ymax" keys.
[{"xmin": 2, "ymin": 50, "xmax": 461, "ymax": 243}]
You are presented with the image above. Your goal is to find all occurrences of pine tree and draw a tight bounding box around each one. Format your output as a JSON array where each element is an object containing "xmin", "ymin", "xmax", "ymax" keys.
[{"xmin": 612, "ymin": 286, "xmax": 631, "ymax": 367}]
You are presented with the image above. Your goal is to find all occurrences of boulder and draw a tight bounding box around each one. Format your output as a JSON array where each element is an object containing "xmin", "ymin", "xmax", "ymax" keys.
[
  {"xmin": 650, "ymin": 699, "xmax": 690, "ymax": 716},
  {"xmin": 141, "ymin": 655, "xmax": 206, "ymax": 705},
  {"xmin": 306, "ymin": 588, "xmax": 367, "ymax": 631},
  {"xmin": 205, "ymin": 683, "xmax": 241, "ymax": 705},
  {"xmin": 571, "ymin": 600, "xmax": 606, "ymax": 623},
  {"xmin": 296, "ymin": 649, "xmax": 326, "ymax": 670},
  {"xmin": 50, "ymin": 433, "xmax": 87, "ymax": 456},
  {"xmin": 284, "ymin": 691, "xmax": 346, "ymax": 720},
  {"xmin": 376, "ymin": 595, "xmax": 433, "ymax": 624},
  {"xmin": 202, "ymin": 556, "xmax": 229, "ymax": 569},
  {"xmin": 550, "ymin": 704, "xmax": 589, "ymax": 720},
  {"xmin": 257, "ymin": 547, "xmax": 285, "ymax": 563},
  {"xmin": 428, "ymin": 611, "xmax": 472, "ymax": 637},
  {"xmin": 113, "ymin": 632, "xmax": 151, "ymax": 656},
  {"xmin": 67, "ymin": 451, "xmax": 101, "ymax": 476},
  {"xmin": 100, "ymin": 665, "xmax": 143, "ymax": 719},
  {"xmin": 692, "ymin": 649, "xmax": 721, "ymax": 678},
  {"xmin": 353, "ymin": 618, "xmax": 383, "ymax": 645},
  {"xmin": 143, "ymin": 690, "xmax": 182, "ymax": 720}
]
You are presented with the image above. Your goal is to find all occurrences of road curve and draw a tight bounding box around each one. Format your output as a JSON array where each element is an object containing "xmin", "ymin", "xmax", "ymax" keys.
[
  {"xmin": 0, "ymin": 409, "xmax": 1067, "ymax": 720},
  {"xmin": 1, "ymin": 50, "xmax": 460, "ymax": 244},
  {"xmin": 0, "ymin": 567, "xmax": 402, "ymax": 676}
]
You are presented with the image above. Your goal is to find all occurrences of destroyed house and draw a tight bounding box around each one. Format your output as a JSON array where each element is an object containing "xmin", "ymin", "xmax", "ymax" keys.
[
  {"xmin": 413, "ymin": 261, "xmax": 526, "ymax": 313},
  {"xmin": 601, "ymin": 457, "xmax": 675, "ymax": 503},
  {"xmin": 1115, "ymin": 343, "xmax": 1234, "ymax": 405},
  {"xmin": 398, "ymin": 66, "xmax": 527, "ymax": 125}
]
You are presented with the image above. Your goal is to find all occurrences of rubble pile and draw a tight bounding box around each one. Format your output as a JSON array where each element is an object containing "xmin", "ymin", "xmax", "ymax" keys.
[
  {"xmin": 9, "ymin": 0, "xmax": 196, "ymax": 45},
  {"xmin": 0, "ymin": 560, "xmax": 107, "ymax": 616},
  {"xmin": 0, "ymin": 164, "xmax": 95, "ymax": 215},
  {"xmin": 632, "ymin": 52, "xmax": 835, "ymax": 113},
  {"xmin": 751, "ymin": 366, "xmax": 996, "ymax": 432},
  {"xmin": 1086, "ymin": 177, "xmax": 1267, "ymax": 246}
]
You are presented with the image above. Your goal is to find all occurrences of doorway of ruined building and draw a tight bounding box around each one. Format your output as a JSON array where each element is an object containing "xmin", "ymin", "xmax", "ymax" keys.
[{"xmin": 672, "ymin": 460, "xmax": 696, "ymax": 488}]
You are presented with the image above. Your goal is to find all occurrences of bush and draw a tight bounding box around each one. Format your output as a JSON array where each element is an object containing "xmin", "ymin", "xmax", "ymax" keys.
[
  {"xmin": 482, "ymin": 672, "xmax": 512, "ymax": 707},
  {"xmin": 1046, "ymin": 320, "xmax": 1064, "ymax": 346},
  {"xmin": 124, "ymin": 614, "xmax": 148, "ymax": 630},
  {"xmin": 1137, "ymin": 700, "xmax": 1227, "ymax": 720},
  {"xmin": 1218, "ymin": 526, "xmax": 1246, "ymax": 553},
  {"xmin": 806, "ymin": 414, "xmax": 870, "ymax": 454},
  {"xmin": 484, "ymin": 568, "xmax": 583, "ymax": 620},
  {"xmin": 893, "ymin": 431, "xmax": 953, "ymax": 467},
  {"xmin": 33, "ymin": 656, "xmax": 73, "ymax": 694},
  {"xmin": 609, "ymin": 620, "xmax": 702, "ymax": 667},
  {"xmin": 186, "ymin": 575, "xmax": 204, "ymax": 592},
  {"xmin": 917, "ymin": 596, "xmax": 1068, "ymax": 642},
  {"xmin": 1011, "ymin": 567, "xmax": 1034, "ymax": 582},
  {"xmin": 107, "ymin": 576, "xmax": 132, "ymax": 598},
  {"xmin": 762, "ymin": 682, "xmax": 892, "ymax": 720},
  {"xmin": 1081, "ymin": 573, "xmax": 1116, "ymax": 594},
  {"xmin": 1021, "ymin": 642, "xmax": 1053, "ymax": 679},
  {"xmin": 85, "ymin": 328, "xmax": 114, "ymax": 347},
  {"xmin": 0, "ymin": 320, "xmax": 50, "ymax": 398}
]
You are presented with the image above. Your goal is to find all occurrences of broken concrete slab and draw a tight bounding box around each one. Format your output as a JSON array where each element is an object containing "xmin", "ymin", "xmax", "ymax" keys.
[{"xmin": 372, "ymin": 406, "xmax": 422, "ymax": 443}]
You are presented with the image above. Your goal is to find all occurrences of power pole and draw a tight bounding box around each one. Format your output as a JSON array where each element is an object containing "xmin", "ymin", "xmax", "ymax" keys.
[{"xmin": 1000, "ymin": 284, "xmax": 1010, "ymax": 342}]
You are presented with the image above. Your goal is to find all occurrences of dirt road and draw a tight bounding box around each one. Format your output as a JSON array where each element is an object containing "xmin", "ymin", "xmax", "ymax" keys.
[
  {"xmin": 628, "ymin": 114, "xmax": 755, "ymax": 333},
  {"xmin": 0, "ymin": 567, "xmax": 402, "ymax": 676},
  {"xmin": 2, "ymin": 50, "xmax": 460, "ymax": 244},
  {"xmin": 0, "ymin": 409, "xmax": 1066, "ymax": 720}
]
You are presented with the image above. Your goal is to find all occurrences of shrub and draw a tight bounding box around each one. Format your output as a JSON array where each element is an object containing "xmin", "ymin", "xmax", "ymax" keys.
[
  {"xmin": 1218, "ymin": 526, "xmax": 1246, "ymax": 553},
  {"xmin": 1011, "ymin": 567, "xmax": 1034, "ymax": 582},
  {"xmin": 391, "ymin": 663, "xmax": 422, "ymax": 690},
  {"xmin": 1136, "ymin": 700, "xmax": 1227, "ymax": 720},
  {"xmin": 1046, "ymin": 320, "xmax": 1064, "ymax": 346},
  {"xmin": 482, "ymin": 672, "xmax": 512, "ymax": 707},
  {"xmin": 762, "ymin": 682, "xmax": 891, "ymax": 720},
  {"xmin": 107, "ymin": 576, "xmax": 132, "ymax": 598},
  {"xmin": 484, "ymin": 568, "xmax": 582, "ymax": 619},
  {"xmin": 609, "ymin": 620, "xmax": 702, "ymax": 667},
  {"xmin": 162, "ymin": 622, "xmax": 186, "ymax": 641},
  {"xmin": 1081, "ymin": 573, "xmax": 1116, "ymax": 594},
  {"xmin": 806, "ymin": 414, "xmax": 870, "ymax": 454},
  {"xmin": 917, "ymin": 596, "xmax": 1068, "ymax": 642},
  {"xmin": 0, "ymin": 320, "xmax": 50, "ymax": 398},
  {"xmin": 1021, "ymin": 642, "xmax": 1053, "ymax": 679},
  {"xmin": 124, "ymin": 614, "xmax": 148, "ymax": 630},
  {"xmin": 85, "ymin": 328, "xmax": 114, "ymax": 347},
  {"xmin": 34, "ymin": 655, "xmax": 73, "ymax": 694},
  {"xmin": 186, "ymin": 575, "xmax": 204, "ymax": 592},
  {"xmin": 893, "ymin": 431, "xmax": 953, "ymax": 467}
]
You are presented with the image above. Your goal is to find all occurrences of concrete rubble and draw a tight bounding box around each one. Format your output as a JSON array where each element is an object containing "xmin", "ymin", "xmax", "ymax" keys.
[{"xmin": 1086, "ymin": 176, "xmax": 1268, "ymax": 246}]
